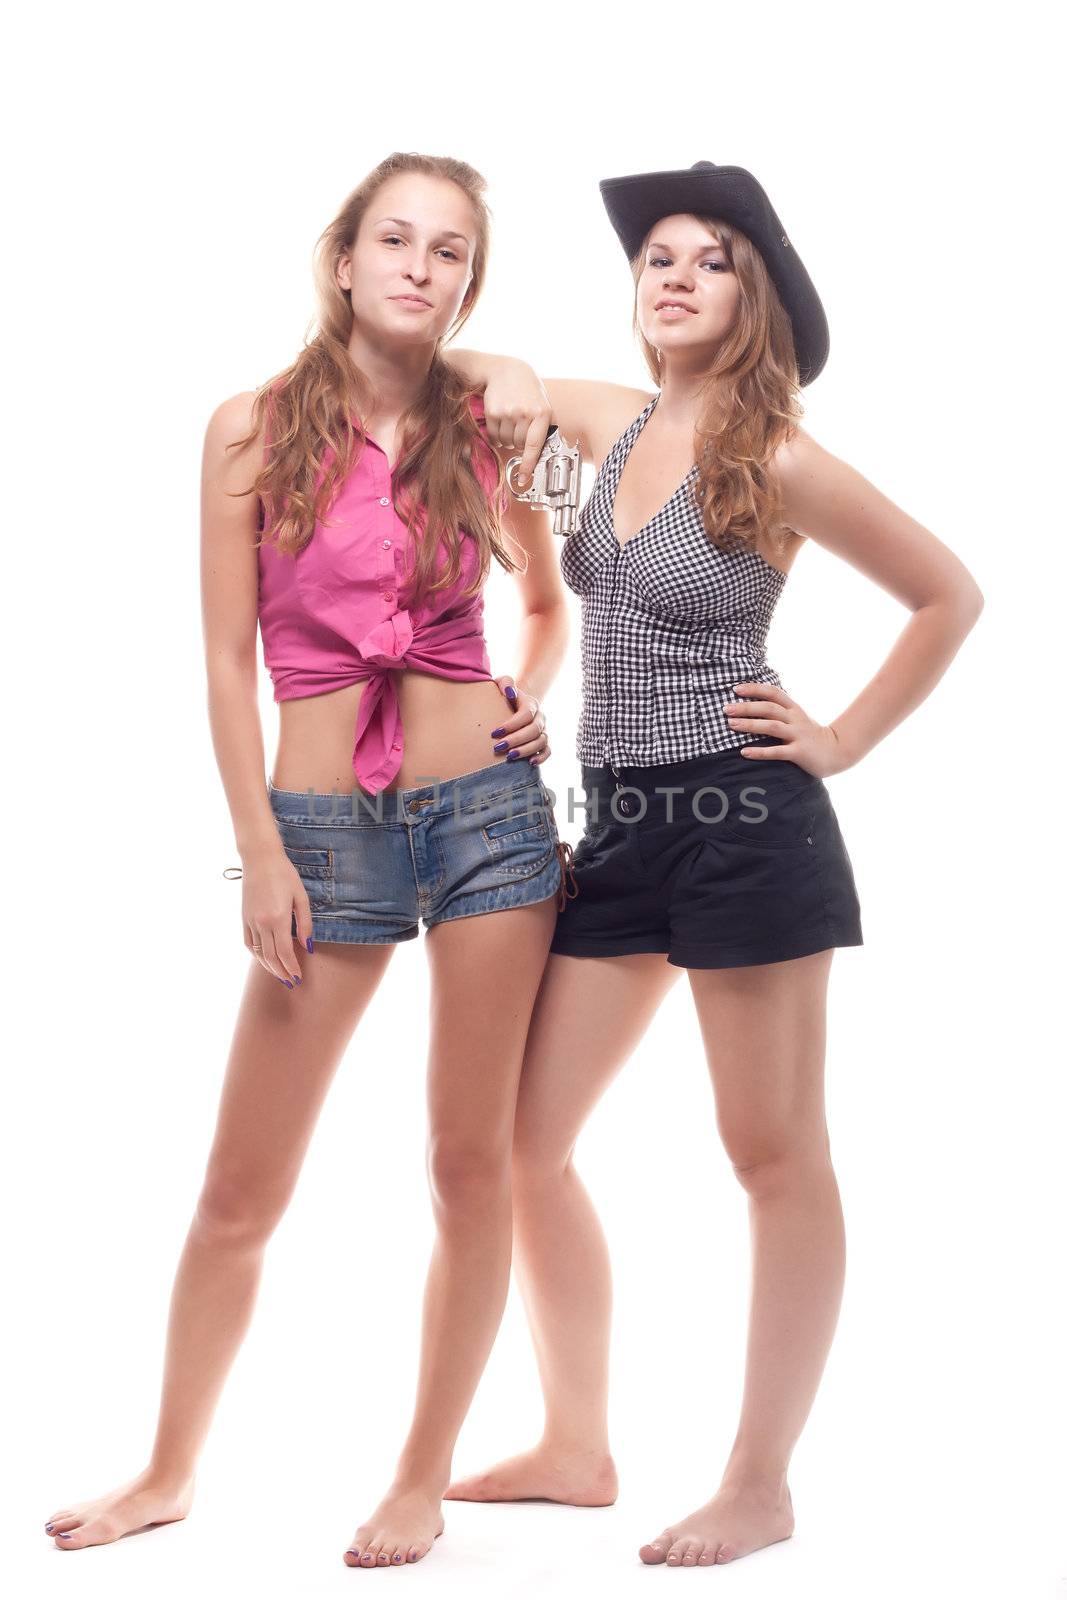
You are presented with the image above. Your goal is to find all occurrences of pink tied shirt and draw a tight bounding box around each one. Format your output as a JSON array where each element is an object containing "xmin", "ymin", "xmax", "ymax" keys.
[{"xmin": 258, "ymin": 395, "xmax": 506, "ymax": 794}]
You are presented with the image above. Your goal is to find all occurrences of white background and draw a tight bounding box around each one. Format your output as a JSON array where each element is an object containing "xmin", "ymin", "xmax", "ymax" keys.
[{"xmin": 6, "ymin": 2, "xmax": 1064, "ymax": 1596}]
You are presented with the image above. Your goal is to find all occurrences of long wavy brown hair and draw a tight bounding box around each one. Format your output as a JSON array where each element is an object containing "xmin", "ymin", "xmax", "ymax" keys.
[
  {"xmin": 228, "ymin": 152, "xmax": 519, "ymax": 610},
  {"xmin": 631, "ymin": 215, "xmax": 805, "ymax": 560}
]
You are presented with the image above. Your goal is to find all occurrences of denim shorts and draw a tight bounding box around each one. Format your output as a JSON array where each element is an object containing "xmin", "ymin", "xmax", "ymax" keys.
[
  {"xmin": 548, "ymin": 743, "xmax": 864, "ymax": 970},
  {"xmin": 266, "ymin": 756, "xmax": 565, "ymax": 945}
]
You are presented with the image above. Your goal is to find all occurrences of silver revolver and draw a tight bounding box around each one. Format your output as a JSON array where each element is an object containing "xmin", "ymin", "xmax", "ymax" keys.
[{"xmin": 505, "ymin": 425, "xmax": 582, "ymax": 537}]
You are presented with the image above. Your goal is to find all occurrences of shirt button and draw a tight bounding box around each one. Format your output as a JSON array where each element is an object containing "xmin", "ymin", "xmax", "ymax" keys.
[
  {"xmin": 379, "ymin": 496, "xmax": 390, "ymax": 507},
  {"xmin": 383, "ymin": 591, "xmax": 394, "ymax": 602},
  {"xmin": 382, "ymin": 539, "xmax": 391, "ymax": 549},
  {"xmin": 392, "ymin": 741, "xmax": 401, "ymax": 751}
]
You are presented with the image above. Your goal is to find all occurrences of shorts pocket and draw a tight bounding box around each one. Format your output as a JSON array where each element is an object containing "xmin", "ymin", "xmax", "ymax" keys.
[
  {"xmin": 281, "ymin": 843, "xmax": 335, "ymax": 906},
  {"xmin": 715, "ymin": 774, "xmax": 830, "ymax": 851},
  {"xmin": 479, "ymin": 790, "xmax": 556, "ymax": 880}
]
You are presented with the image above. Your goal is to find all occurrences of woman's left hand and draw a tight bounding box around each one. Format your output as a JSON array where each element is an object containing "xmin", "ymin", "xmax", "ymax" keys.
[
  {"xmin": 724, "ymin": 683, "xmax": 852, "ymax": 777},
  {"xmin": 490, "ymin": 675, "xmax": 551, "ymax": 766},
  {"xmin": 481, "ymin": 362, "xmax": 553, "ymax": 489}
]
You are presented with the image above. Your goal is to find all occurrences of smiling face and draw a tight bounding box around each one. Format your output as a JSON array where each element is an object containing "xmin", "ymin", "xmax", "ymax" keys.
[
  {"xmin": 635, "ymin": 213, "xmax": 741, "ymax": 366},
  {"xmin": 337, "ymin": 171, "xmax": 478, "ymax": 348}
]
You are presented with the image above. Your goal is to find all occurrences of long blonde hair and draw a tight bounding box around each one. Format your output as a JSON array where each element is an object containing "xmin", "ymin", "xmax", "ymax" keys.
[
  {"xmin": 229, "ymin": 152, "xmax": 518, "ymax": 609},
  {"xmin": 632, "ymin": 216, "xmax": 805, "ymax": 560}
]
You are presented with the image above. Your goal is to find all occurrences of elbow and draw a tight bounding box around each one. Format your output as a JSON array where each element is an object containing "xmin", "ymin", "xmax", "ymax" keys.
[
  {"xmin": 960, "ymin": 581, "xmax": 985, "ymax": 628},
  {"xmin": 206, "ymin": 650, "xmax": 259, "ymax": 694}
]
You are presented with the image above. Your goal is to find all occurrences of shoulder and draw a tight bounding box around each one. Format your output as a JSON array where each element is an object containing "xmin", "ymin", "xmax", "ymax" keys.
[
  {"xmin": 206, "ymin": 389, "xmax": 260, "ymax": 441},
  {"xmin": 768, "ymin": 423, "xmax": 841, "ymax": 500},
  {"xmin": 202, "ymin": 390, "xmax": 267, "ymax": 492},
  {"xmin": 540, "ymin": 379, "xmax": 656, "ymax": 468}
]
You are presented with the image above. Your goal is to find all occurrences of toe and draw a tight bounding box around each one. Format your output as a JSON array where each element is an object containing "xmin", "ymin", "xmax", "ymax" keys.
[
  {"xmin": 698, "ymin": 1545, "xmax": 717, "ymax": 1564},
  {"xmin": 716, "ymin": 1542, "xmax": 734, "ymax": 1563},
  {"xmin": 681, "ymin": 1542, "xmax": 701, "ymax": 1565},
  {"xmin": 406, "ymin": 1546, "xmax": 420, "ymax": 1563},
  {"xmin": 639, "ymin": 1532, "xmax": 672, "ymax": 1564}
]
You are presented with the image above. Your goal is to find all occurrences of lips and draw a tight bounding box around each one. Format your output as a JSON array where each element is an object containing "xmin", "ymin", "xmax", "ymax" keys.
[
  {"xmin": 655, "ymin": 299, "xmax": 696, "ymax": 314},
  {"xmin": 390, "ymin": 295, "xmax": 431, "ymax": 308}
]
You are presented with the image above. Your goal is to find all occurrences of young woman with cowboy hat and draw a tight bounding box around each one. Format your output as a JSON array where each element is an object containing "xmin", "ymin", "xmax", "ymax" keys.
[{"xmin": 445, "ymin": 159, "xmax": 983, "ymax": 1568}]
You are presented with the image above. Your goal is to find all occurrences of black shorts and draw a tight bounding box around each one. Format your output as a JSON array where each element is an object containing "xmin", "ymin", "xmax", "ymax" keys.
[{"xmin": 549, "ymin": 744, "xmax": 864, "ymax": 970}]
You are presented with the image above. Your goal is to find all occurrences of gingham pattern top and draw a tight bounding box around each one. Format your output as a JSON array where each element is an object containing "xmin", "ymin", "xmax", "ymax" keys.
[{"xmin": 560, "ymin": 394, "xmax": 790, "ymax": 767}]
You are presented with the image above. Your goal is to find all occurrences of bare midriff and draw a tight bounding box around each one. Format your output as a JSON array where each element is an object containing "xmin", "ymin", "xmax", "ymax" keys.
[{"xmin": 268, "ymin": 671, "xmax": 514, "ymax": 796}]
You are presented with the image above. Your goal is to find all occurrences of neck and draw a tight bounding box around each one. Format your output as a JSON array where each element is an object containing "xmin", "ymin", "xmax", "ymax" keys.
[
  {"xmin": 345, "ymin": 320, "xmax": 438, "ymax": 429},
  {"xmin": 655, "ymin": 362, "xmax": 727, "ymax": 433}
]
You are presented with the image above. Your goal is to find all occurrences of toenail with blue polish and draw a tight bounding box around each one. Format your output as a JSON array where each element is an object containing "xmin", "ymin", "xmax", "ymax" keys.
[
  {"xmin": 45, "ymin": 1523, "xmax": 54, "ymax": 1531},
  {"xmin": 59, "ymin": 1532, "xmax": 73, "ymax": 1538},
  {"xmin": 393, "ymin": 1553, "xmax": 403, "ymax": 1563},
  {"xmin": 348, "ymin": 1548, "xmax": 360, "ymax": 1557}
]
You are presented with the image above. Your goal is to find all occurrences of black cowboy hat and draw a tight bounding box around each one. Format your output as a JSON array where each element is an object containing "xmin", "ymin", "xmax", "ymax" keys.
[{"xmin": 598, "ymin": 160, "xmax": 829, "ymax": 386}]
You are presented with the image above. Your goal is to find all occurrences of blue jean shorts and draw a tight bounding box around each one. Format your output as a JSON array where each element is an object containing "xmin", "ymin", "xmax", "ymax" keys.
[{"xmin": 266, "ymin": 756, "xmax": 565, "ymax": 945}]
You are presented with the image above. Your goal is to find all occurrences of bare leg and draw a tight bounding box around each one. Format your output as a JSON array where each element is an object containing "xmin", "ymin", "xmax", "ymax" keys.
[
  {"xmin": 44, "ymin": 942, "xmax": 394, "ymax": 1550},
  {"xmin": 343, "ymin": 896, "xmax": 557, "ymax": 1568},
  {"xmin": 445, "ymin": 950, "xmax": 680, "ymax": 1507},
  {"xmin": 639, "ymin": 948, "xmax": 840, "ymax": 1567}
]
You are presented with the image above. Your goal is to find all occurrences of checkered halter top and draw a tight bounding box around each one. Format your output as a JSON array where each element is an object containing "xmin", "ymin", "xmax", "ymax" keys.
[{"xmin": 560, "ymin": 394, "xmax": 790, "ymax": 767}]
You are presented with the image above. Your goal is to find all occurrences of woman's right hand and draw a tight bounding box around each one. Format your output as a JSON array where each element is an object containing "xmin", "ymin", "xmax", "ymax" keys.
[{"xmin": 239, "ymin": 844, "xmax": 313, "ymax": 988}]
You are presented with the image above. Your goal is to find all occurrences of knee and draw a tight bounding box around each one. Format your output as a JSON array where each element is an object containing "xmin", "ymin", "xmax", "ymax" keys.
[
  {"xmin": 427, "ymin": 1138, "xmax": 511, "ymax": 1219},
  {"xmin": 193, "ymin": 1169, "xmax": 289, "ymax": 1250},
  {"xmin": 510, "ymin": 1132, "xmax": 571, "ymax": 1197},
  {"xmin": 726, "ymin": 1128, "xmax": 834, "ymax": 1197}
]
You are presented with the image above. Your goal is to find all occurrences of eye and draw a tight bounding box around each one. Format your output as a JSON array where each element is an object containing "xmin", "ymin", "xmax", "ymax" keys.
[
  {"xmin": 437, "ymin": 248, "xmax": 459, "ymax": 261},
  {"xmin": 648, "ymin": 253, "xmax": 727, "ymax": 272},
  {"xmin": 382, "ymin": 234, "xmax": 404, "ymax": 246}
]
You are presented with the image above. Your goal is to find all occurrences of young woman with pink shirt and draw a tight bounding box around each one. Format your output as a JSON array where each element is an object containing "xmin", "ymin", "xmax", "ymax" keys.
[{"xmin": 41, "ymin": 151, "xmax": 574, "ymax": 1569}]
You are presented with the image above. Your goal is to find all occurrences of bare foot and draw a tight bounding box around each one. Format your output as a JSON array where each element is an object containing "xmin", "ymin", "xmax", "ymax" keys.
[
  {"xmin": 343, "ymin": 1482, "xmax": 445, "ymax": 1567},
  {"xmin": 444, "ymin": 1443, "xmax": 618, "ymax": 1507},
  {"xmin": 43, "ymin": 1468, "xmax": 195, "ymax": 1550},
  {"xmin": 639, "ymin": 1480, "xmax": 794, "ymax": 1567}
]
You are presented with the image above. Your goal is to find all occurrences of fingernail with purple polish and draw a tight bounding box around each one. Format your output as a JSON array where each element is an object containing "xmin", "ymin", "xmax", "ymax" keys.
[
  {"xmin": 306, "ymin": 936, "xmax": 314, "ymax": 952},
  {"xmin": 490, "ymin": 727, "xmax": 504, "ymax": 738},
  {"xmin": 494, "ymin": 740, "xmax": 509, "ymax": 754}
]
